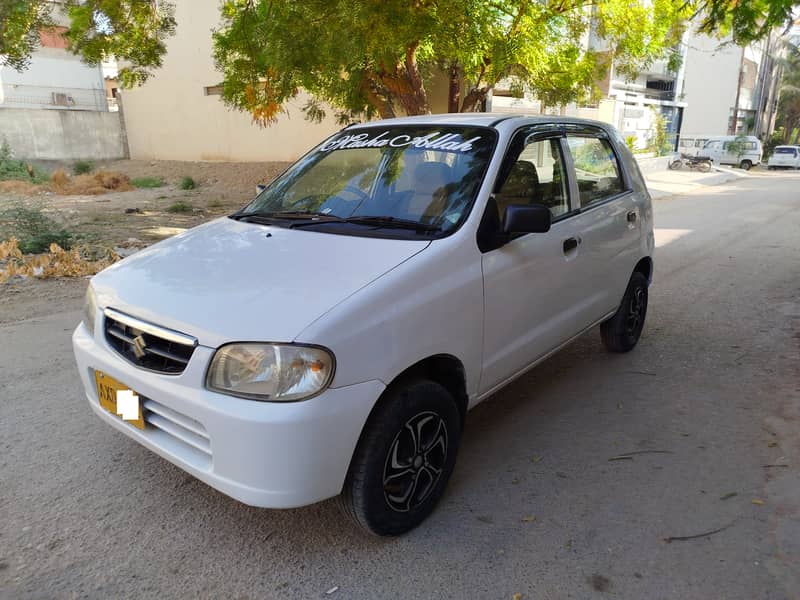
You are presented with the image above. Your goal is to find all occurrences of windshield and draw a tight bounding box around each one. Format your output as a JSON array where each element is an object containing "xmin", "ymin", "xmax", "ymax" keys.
[{"xmin": 236, "ymin": 126, "xmax": 497, "ymax": 238}]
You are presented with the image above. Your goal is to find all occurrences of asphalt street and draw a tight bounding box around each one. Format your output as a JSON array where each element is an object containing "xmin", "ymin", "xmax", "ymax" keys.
[{"xmin": 2, "ymin": 171, "xmax": 799, "ymax": 599}]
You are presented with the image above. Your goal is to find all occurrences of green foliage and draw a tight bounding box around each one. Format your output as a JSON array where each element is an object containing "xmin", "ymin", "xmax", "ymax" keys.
[
  {"xmin": 178, "ymin": 176, "xmax": 196, "ymax": 190},
  {"xmin": 726, "ymin": 135, "xmax": 750, "ymax": 158},
  {"xmin": 72, "ymin": 160, "xmax": 94, "ymax": 175},
  {"xmin": 647, "ymin": 110, "xmax": 673, "ymax": 156},
  {"xmin": 63, "ymin": 0, "xmax": 176, "ymax": 87},
  {"xmin": 166, "ymin": 201, "xmax": 192, "ymax": 213},
  {"xmin": 0, "ymin": 203, "xmax": 72, "ymax": 253},
  {"xmin": 0, "ymin": 0, "xmax": 53, "ymax": 71},
  {"xmin": 777, "ymin": 42, "xmax": 800, "ymax": 145},
  {"xmin": 131, "ymin": 176, "xmax": 164, "ymax": 189},
  {"xmin": 625, "ymin": 135, "xmax": 638, "ymax": 151},
  {"xmin": 0, "ymin": 140, "xmax": 49, "ymax": 183},
  {"xmin": 1, "ymin": 1, "xmax": 175, "ymax": 87},
  {"xmin": 212, "ymin": 0, "xmax": 692, "ymax": 124},
  {"xmin": 696, "ymin": 0, "xmax": 797, "ymax": 45}
]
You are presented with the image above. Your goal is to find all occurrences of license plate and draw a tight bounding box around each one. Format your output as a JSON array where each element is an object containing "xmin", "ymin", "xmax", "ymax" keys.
[{"xmin": 94, "ymin": 370, "xmax": 146, "ymax": 430}]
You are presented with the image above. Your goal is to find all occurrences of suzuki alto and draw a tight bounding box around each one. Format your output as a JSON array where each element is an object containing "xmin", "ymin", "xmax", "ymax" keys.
[{"xmin": 73, "ymin": 114, "xmax": 654, "ymax": 535}]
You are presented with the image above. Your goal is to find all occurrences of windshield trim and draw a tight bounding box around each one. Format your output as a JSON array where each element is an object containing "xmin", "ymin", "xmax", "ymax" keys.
[{"xmin": 233, "ymin": 124, "xmax": 500, "ymax": 241}]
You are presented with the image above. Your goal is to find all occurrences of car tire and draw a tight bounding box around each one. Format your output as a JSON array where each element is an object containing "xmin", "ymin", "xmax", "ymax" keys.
[
  {"xmin": 601, "ymin": 271, "xmax": 649, "ymax": 353},
  {"xmin": 740, "ymin": 159, "xmax": 752, "ymax": 170},
  {"xmin": 339, "ymin": 378, "xmax": 462, "ymax": 536}
]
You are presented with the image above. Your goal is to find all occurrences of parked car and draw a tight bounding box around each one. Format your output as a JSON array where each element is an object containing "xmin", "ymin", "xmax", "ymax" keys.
[
  {"xmin": 73, "ymin": 115, "xmax": 654, "ymax": 535},
  {"xmin": 767, "ymin": 145, "xmax": 800, "ymax": 170},
  {"xmin": 701, "ymin": 135, "xmax": 763, "ymax": 170}
]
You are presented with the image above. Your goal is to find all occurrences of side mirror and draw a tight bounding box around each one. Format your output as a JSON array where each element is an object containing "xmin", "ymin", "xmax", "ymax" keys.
[{"xmin": 502, "ymin": 204, "xmax": 551, "ymax": 234}]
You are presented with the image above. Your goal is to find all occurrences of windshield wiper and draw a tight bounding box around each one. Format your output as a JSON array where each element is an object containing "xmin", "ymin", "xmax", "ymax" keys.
[
  {"xmin": 289, "ymin": 215, "xmax": 441, "ymax": 233},
  {"xmin": 229, "ymin": 211, "xmax": 343, "ymax": 223}
]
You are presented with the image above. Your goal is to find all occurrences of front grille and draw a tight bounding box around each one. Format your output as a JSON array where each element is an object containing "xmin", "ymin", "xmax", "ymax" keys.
[{"xmin": 103, "ymin": 308, "xmax": 197, "ymax": 374}]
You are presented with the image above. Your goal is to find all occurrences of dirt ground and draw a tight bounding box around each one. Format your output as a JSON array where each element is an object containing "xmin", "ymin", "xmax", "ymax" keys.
[{"xmin": 0, "ymin": 159, "xmax": 291, "ymax": 248}]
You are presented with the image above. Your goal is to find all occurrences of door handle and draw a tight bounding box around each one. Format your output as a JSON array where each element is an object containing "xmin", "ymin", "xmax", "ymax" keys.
[
  {"xmin": 563, "ymin": 237, "xmax": 579, "ymax": 253},
  {"xmin": 627, "ymin": 211, "xmax": 637, "ymax": 223}
]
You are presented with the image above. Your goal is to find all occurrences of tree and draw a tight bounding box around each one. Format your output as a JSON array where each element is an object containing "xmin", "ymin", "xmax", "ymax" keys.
[
  {"xmin": 212, "ymin": 0, "xmax": 691, "ymax": 126},
  {"xmin": 0, "ymin": 0, "xmax": 53, "ymax": 71},
  {"xmin": 695, "ymin": 0, "xmax": 798, "ymax": 45},
  {"xmin": 0, "ymin": 0, "xmax": 176, "ymax": 87},
  {"xmin": 776, "ymin": 42, "xmax": 800, "ymax": 144}
]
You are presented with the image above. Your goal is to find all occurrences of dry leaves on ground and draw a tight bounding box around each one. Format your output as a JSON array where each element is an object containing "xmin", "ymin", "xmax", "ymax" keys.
[{"xmin": 0, "ymin": 238, "xmax": 118, "ymax": 283}]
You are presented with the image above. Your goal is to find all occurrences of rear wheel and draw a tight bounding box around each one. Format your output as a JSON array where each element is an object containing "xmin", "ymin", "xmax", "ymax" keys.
[
  {"xmin": 697, "ymin": 160, "xmax": 712, "ymax": 173},
  {"xmin": 339, "ymin": 378, "xmax": 461, "ymax": 536},
  {"xmin": 740, "ymin": 159, "xmax": 752, "ymax": 170},
  {"xmin": 601, "ymin": 271, "xmax": 649, "ymax": 353}
]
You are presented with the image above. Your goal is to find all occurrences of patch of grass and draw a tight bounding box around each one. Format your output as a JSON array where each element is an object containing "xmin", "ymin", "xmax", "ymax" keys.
[
  {"xmin": 72, "ymin": 160, "xmax": 94, "ymax": 175},
  {"xmin": 0, "ymin": 155, "xmax": 49, "ymax": 184},
  {"xmin": 178, "ymin": 176, "xmax": 196, "ymax": 190},
  {"xmin": 0, "ymin": 203, "xmax": 72, "ymax": 253},
  {"xmin": 166, "ymin": 201, "xmax": 193, "ymax": 213},
  {"xmin": 131, "ymin": 176, "xmax": 165, "ymax": 189},
  {"xmin": 207, "ymin": 198, "xmax": 224, "ymax": 209}
]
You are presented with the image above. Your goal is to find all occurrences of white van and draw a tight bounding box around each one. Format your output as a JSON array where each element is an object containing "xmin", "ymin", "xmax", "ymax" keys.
[
  {"xmin": 701, "ymin": 135, "xmax": 763, "ymax": 170},
  {"xmin": 73, "ymin": 115, "xmax": 654, "ymax": 535}
]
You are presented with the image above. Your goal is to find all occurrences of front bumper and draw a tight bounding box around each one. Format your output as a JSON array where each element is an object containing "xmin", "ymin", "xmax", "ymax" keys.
[{"xmin": 72, "ymin": 322, "xmax": 385, "ymax": 508}]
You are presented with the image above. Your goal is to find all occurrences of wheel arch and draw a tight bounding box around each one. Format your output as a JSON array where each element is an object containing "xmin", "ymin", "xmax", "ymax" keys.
[
  {"xmin": 383, "ymin": 354, "xmax": 469, "ymax": 427},
  {"xmin": 634, "ymin": 256, "xmax": 653, "ymax": 284}
]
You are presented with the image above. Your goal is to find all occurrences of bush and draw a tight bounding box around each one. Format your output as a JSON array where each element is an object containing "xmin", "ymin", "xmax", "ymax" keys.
[
  {"xmin": 179, "ymin": 176, "xmax": 196, "ymax": 190},
  {"xmin": 0, "ymin": 139, "xmax": 49, "ymax": 184},
  {"xmin": 131, "ymin": 176, "xmax": 164, "ymax": 188},
  {"xmin": 72, "ymin": 160, "xmax": 94, "ymax": 175},
  {"xmin": 0, "ymin": 203, "xmax": 72, "ymax": 254},
  {"xmin": 167, "ymin": 201, "xmax": 192, "ymax": 213}
]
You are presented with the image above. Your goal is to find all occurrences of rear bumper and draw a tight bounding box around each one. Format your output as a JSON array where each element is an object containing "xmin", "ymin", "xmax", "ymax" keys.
[{"xmin": 72, "ymin": 322, "xmax": 384, "ymax": 508}]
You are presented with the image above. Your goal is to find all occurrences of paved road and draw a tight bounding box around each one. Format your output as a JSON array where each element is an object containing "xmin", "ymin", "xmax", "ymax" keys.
[{"xmin": 2, "ymin": 172, "xmax": 799, "ymax": 600}]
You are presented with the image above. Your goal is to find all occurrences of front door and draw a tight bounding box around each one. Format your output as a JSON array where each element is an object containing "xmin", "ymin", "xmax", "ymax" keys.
[{"xmin": 479, "ymin": 130, "xmax": 586, "ymax": 395}]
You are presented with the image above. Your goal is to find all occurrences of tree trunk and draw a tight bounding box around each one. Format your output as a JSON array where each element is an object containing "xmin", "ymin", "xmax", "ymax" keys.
[
  {"xmin": 447, "ymin": 63, "xmax": 462, "ymax": 113},
  {"xmin": 402, "ymin": 42, "xmax": 429, "ymax": 115},
  {"xmin": 460, "ymin": 86, "xmax": 489, "ymax": 112}
]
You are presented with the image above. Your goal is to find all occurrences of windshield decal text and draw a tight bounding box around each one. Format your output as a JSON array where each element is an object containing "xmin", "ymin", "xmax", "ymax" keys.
[{"xmin": 319, "ymin": 131, "xmax": 482, "ymax": 153}]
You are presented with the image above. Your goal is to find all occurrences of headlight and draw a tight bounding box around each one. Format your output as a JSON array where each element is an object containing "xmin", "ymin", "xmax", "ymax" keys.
[
  {"xmin": 83, "ymin": 285, "xmax": 97, "ymax": 336},
  {"xmin": 206, "ymin": 343, "xmax": 334, "ymax": 402}
]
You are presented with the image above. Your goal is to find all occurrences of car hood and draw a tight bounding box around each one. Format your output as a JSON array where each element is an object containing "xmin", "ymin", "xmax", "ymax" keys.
[{"xmin": 92, "ymin": 218, "xmax": 430, "ymax": 347}]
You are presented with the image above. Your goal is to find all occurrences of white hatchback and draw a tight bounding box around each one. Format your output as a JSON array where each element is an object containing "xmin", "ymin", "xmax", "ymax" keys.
[
  {"xmin": 767, "ymin": 145, "xmax": 800, "ymax": 170},
  {"xmin": 73, "ymin": 115, "xmax": 655, "ymax": 535}
]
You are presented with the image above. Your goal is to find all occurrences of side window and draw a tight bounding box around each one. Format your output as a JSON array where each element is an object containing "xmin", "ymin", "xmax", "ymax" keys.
[
  {"xmin": 495, "ymin": 137, "xmax": 570, "ymax": 220},
  {"xmin": 566, "ymin": 136, "xmax": 624, "ymax": 207}
]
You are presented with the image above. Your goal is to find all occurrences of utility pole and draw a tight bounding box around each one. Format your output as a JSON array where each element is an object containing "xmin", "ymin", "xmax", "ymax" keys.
[{"xmin": 730, "ymin": 47, "xmax": 745, "ymax": 135}]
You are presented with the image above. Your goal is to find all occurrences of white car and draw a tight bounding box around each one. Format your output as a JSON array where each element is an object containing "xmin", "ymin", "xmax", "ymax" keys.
[
  {"xmin": 73, "ymin": 115, "xmax": 654, "ymax": 535},
  {"xmin": 767, "ymin": 145, "xmax": 800, "ymax": 170}
]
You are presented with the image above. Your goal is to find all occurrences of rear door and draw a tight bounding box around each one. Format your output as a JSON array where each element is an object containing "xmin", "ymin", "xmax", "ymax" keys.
[{"xmin": 563, "ymin": 127, "xmax": 643, "ymax": 320}]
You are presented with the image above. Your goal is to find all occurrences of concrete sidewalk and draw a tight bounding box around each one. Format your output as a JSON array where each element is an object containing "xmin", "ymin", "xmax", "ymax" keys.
[{"xmin": 645, "ymin": 166, "xmax": 744, "ymax": 199}]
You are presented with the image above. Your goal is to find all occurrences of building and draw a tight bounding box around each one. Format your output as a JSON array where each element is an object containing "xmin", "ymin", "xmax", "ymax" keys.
[
  {"xmin": 0, "ymin": 4, "xmax": 125, "ymax": 160},
  {"xmin": 680, "ymin": 31, "xmax": 784, "ymax": 140},
  {"xmin": 0, "ymin": 24, "xmax": 107, "ymax": 112},
  {"xmin": 118, "ymin": 1, "xmax": 345, "ymax": 162}
]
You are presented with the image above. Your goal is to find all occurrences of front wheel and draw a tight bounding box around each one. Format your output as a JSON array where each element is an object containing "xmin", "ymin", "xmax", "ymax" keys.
[
  {"xmin": 339, "ymin": 378, "xmax": 462, "ymax": 536},
  {"xmin": 601, "ymin": 271, "xmax": 649, "ymax": 353}
]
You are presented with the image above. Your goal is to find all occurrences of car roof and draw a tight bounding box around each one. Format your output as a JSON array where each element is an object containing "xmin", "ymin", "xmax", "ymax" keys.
[{"xmin": 347, "ymin": 113, "xmax": 616, "ymax": 134}]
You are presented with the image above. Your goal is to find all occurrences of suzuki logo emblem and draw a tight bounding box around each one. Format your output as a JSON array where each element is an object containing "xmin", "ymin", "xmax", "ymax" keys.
[{"xmin": 132, "ymin": 335, "xmax": 148, "ymax": 359}]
